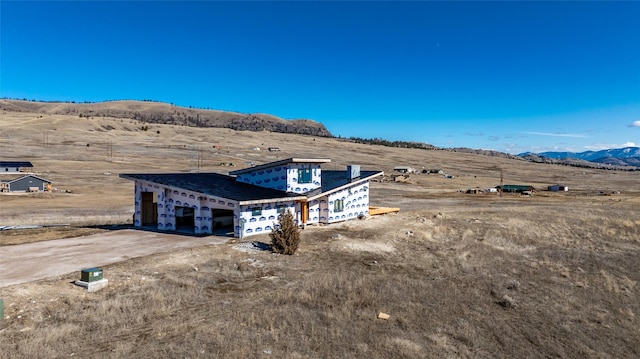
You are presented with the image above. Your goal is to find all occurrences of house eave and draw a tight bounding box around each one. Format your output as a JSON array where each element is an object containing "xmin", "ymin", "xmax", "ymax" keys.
[
  {"xmin": 120, "ymin": 174, "xmax": 307, "ymax": 205},
  {"xmin": 307, "ymin": 171, "xmax": 383, "ymax": 201},
  {"xmin": 238, "ymin": 196, "xmax": 307, "ymax": 206},
  {"xmin": 6, "ymin": 174, "xmax": 52, "ymax": 184}
]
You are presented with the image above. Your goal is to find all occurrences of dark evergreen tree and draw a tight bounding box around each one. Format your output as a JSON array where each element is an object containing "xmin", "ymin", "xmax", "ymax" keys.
[{"xmin": 270, "ymin": 211, "xmax": 300, "ymax": 255}]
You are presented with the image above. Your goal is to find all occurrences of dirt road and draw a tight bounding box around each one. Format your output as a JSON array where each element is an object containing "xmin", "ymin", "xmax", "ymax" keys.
[{"xmin": 0, "ymin": 229, "xmax": 228, "ymax": 287}]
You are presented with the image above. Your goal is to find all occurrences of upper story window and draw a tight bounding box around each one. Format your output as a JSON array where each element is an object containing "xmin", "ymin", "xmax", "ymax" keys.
[
  {"xmin": 298, "ymin": 168, "xmax": 312, "ymax": 184},
  {"xmin": 252, "ymin": 207, "xmax": 262, "ymax": 216}
]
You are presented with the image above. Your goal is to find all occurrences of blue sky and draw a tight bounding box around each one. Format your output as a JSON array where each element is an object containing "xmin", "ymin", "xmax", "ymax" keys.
[{"xmin": 1, "ymin": 1, "xmax": 639, "ymax": 154}]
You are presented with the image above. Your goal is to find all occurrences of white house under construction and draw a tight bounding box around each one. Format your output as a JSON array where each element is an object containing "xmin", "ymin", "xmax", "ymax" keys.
[{"xmin": 119, "ymin": 158, "xmax": 383, "ymax": 238}]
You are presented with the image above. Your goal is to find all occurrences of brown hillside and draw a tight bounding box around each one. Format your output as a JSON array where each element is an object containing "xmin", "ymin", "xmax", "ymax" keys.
[
  {"xmin": 0, "ymin": 99, "xmax": 332, "ymax": 137},
  {"xmin": 1, "ymin": 108, "xmax": 639, "ymax": 358}
]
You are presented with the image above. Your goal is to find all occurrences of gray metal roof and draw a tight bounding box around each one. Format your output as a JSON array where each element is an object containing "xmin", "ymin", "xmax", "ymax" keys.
[
  {"xmin": 0, "ymin": 161, "xmax": 33, "ymax": 167},
  {"xmin": 229, "ymin": 158, "xmax": 331, "ymax": 175},
  {"xmin": 119, "ymin": 172, "xmax": 306, "ymax": 204},
  {"xmin": 7, "ymin": 174, "xmax": 52, "ymax": 184}
]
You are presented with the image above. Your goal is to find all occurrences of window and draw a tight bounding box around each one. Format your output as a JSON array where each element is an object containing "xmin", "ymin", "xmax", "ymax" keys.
[
  {"xmin": 277, "ymin": 204, "xmax": 286, "ymax": 214},
  {"xmin": 334, "ymin": 199, "xmax": 344, "ymax": 212},
  {"xmin": 251, "ymin": 207, "xmax": 262, "ymax": 216},
  {"xmin": 298, "ymin": 168, "xmax": 312, "ymax": 184}
]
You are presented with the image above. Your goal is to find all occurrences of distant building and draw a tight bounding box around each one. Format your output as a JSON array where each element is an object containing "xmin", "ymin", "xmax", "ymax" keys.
[
  {"xmin": 465, "ymin": 188, "xmax": 483, "ymax": 194},
  {"xmin": 393, "ymin": 166, "xmax": 416, "ymax": 174},
  {"xmin": 548, "ymin": 184, "xmax": 569, "ymax": 192},
  {"xmin": 0, "ymin": 174, "xmax": 52, "ymax": 192},
  {"xmin": 422, "ymin": 169, "xmax": 444, "ymax": 174},
  {"xmin": 0, "ymin": 161, "xmax": 33, "ymax": 173},
  {"xmin": 497, "ymin": 185, "xmax": 535, "ymax": 193}
]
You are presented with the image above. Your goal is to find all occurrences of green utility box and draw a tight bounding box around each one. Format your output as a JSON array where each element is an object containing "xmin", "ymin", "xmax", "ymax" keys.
[
  {"xmin": 0, "ymin": 298, "xmax": 4, "ymax": 320},
  {"xmin": 81, "ymin": 267, "xmax": 103, "ymax": 282}
]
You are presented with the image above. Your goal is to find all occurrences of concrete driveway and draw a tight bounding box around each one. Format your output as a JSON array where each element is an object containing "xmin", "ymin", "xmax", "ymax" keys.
[{"xmin": 0, "ymin": 229, "xmax": 228, "ymax": 288}]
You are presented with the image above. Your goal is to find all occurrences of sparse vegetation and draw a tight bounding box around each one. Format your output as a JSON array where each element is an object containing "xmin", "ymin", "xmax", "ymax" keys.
[
  {"xmin": 347, "ymin": 136, "xmax": 437, "ymax": 150},
  {"xmin": 0, "ymin": 103, "xmax": 639, "ymax": 358},
  {"xmin": 1, "ymin": 205, "xmax": 639, "ymax": 358},
  {"xmin": 269, "ymin": 211, "xmax": 300, "ymax": 255}
]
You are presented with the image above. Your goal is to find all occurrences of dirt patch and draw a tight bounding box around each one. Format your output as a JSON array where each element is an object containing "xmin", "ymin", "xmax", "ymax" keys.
[
  {"xmin": 0, "ymin": 226, "xmax": 108, "ymax": 246},
  {"xmin": 2, "ymin": 206, "xmax": 638, "ymax": 358},
  {"xmin": 0, "ymin": 229, "xmax": 228, "ymax": 287},
  {"xmin": 336, "ymin": 238, "xmax": 396, "ymax": 253}
]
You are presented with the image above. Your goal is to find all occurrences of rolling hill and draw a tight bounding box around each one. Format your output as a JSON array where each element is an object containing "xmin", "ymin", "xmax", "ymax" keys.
[
  {"xmin": 4, "ymin": 98, "xmax": 637, "ymax": 170},
  {"xmin": 0, "ymin": 99, "xmax": 332, "ymax": 137}
]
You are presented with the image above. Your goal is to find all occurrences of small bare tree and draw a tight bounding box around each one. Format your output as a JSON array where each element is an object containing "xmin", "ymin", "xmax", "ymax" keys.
[{"xmin": 270, "ymin": 211, "xmax": 300, "ymax": 255}]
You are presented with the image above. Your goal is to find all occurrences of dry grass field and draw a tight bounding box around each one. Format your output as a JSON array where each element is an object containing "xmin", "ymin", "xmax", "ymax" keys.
[{"xmin": 1, "ymin": 107, "xmax": 639, "ymax": 358}]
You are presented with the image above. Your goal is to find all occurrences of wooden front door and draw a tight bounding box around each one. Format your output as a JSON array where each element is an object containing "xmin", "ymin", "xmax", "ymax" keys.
[
  {"xmin": 300, "ymin": 201, "xmax": 308, "ymax": 224},
  {"xmin": 141, "ymin": 192, "xmax": 157, "ymax": 226}
]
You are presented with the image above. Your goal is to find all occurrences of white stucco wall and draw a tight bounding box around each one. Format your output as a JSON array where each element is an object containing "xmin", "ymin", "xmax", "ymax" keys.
[
  {"xmin": 286, "ymin": 163, "xmax": 322, "ymax": 194},
  {"xmin": 235, "ymin": 165, "xmax": 289, "ymax": 191},
  {"xmin": 325, "ymin": 182, "xmax": 370, "ymax": 224},
  {"xmin": 133, "ymin": 180, "xmax": 240, "ymax": 235},
  {"xmin": 318, "ymin": 198, "xmax": 329, "ymax": 223},
  {"xmin": 1, "ymin": 167, "xmax": 21, "ymax": 173},
  {"xmin": 307, "ymin": 199, "xmax": 321, "ymax": 224},
  {"xmin": 237, "ymin": 201, "xmax": 297, "ymax": 238},
  {"xmin": 235, "ymin": 163, "xmax": 322, "ymax": 194}
]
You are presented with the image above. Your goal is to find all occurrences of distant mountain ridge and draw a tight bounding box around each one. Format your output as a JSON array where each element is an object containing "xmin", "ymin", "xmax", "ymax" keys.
[
  {"xmin": 0, "ymin": 99, "xmax": 332, "ymax": 137},
  {"xmin": 519, "ymin": 147, "xmax": 640, "ymax": 167}
]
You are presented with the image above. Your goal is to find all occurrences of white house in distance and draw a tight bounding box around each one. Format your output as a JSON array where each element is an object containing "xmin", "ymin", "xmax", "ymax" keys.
[
  {"xmin": 393, "ymin": 166, "xmax": 416, "ymax": 174},
  {"xmin": 119, "ymin": 158, "xmax": 383, "ymax": 238},
  {"xmin": 0, "ymin": 161, "xmax": 33, "ymax": 173}
]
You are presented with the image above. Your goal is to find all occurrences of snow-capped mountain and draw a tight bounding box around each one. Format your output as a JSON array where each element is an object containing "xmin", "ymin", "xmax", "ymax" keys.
[{"xmin": 519, "ymin": 147, "xmax": 640, "ymax": 166}]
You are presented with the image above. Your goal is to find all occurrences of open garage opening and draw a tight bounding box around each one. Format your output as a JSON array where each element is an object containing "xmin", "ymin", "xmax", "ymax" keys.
[
  {"xmin": 175, "ymin": 206, "xmax": 195, "ymax": 233},
  {"xmin": 212, "ymin": 208, "xmax": 234, "ymax": 236}
]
